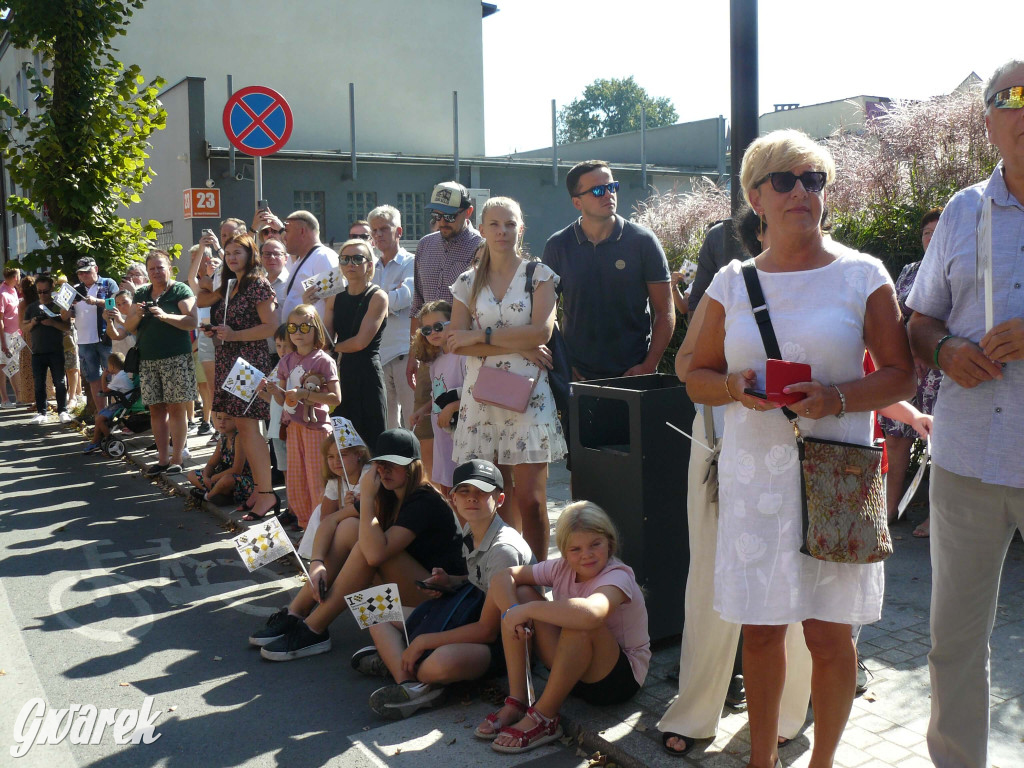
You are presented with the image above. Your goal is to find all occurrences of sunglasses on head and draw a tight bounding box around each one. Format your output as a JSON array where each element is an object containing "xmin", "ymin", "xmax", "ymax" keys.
[
  {"xmin": 286, "ymin": 322, "xmax": 315, "ymax": 334},
  {"xmin": 348, "ymin": 233, "xmax": 371, "ymax": 241},
  {"xmin": 573, "ymin": 181, "xmax": 620, "ymax": 198},
  {"xmin": 429, "ymin": 211, "xmax": 462, "ymax": 224},
  {"xmin": 988, "ymin": 85, "xmax": 1024, "ymax": 110},
  {"xmin": 339, "ymin": 254, "xmax": 368, "ymax": 266},
  {"xmin": 755, "ymin": 171, "xmax": 827, "ymax": 194},
  {"xmin": 420, "ymin": 320, "xmax": 450, "ymax": 336}
]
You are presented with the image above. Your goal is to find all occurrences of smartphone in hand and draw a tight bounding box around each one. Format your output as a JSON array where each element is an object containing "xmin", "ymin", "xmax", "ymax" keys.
[{"xmin": 415, "ymin": 579, "xmax": 459, "ymax": 596}]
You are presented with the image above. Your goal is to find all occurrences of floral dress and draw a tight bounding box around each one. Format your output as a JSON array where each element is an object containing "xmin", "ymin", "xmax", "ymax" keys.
[
  {"xmin": 450, "ymin": 260, "xmax": 567, "ymax": 466},
  {"xmin": 212, "ymin": 278, "xmax": 274, "ymax": 419},
  {"xmin": 878, "ymin": 260, "xmax": 942, "ymax": 438}
]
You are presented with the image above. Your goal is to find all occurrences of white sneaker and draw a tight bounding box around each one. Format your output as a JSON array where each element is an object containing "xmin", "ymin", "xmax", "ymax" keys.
[
  {"xmin": 0, "ymin": 401, "xmax": 16, "ymax": 409},
  {"xmin": 31, "ymin": 413, "xmax": 48, "ymax": 424},
  {"xmin": 181, "ymin": 447, "xmax": 191, "ymax": 462},
  {"xmin": 58, "ymin": 411, "xmax": 72, "ymax": 424}
]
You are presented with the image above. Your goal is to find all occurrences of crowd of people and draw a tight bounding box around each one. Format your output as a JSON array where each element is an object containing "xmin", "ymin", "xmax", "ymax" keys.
[{"xmin": 3, "ymin": 58, "xmax": 1022, "ymax": 767}]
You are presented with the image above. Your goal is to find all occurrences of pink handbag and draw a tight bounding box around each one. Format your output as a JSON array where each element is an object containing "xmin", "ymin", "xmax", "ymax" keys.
[{"xmin": 472, "ymin": 366, "xmax": 537, "ymax": 413}]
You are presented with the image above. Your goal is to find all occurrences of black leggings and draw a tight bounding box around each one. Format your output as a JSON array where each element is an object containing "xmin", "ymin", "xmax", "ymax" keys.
[{"xmin": 32, "ymin": 351, "xmax": 66, "ymax": 414}]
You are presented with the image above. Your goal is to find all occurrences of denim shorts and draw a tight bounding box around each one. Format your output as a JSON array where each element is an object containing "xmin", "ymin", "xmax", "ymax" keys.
[{"xmin": 78, "ymin": 342, "xmax": 112, "ymax": 382}]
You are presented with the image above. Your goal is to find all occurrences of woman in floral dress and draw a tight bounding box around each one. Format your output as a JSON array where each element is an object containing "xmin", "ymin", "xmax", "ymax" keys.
[{"xmin": 447, "ymin": 197, "xmax": 566, "ymax": 561}]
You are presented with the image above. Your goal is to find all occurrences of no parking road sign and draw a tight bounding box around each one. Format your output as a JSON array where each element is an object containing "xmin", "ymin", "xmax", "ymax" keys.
[{"xmin": 222, "ymin": 85, "xmax": 293, "ymax": 156}]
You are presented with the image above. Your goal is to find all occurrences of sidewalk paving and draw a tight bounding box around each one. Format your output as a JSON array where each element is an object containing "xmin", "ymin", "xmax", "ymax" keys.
[{"xmin": 64, "ymin": 410, "xmax": 1024, "ymax": 767}]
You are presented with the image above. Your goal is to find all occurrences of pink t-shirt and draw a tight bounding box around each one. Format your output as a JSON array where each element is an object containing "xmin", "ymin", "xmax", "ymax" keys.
[
  {"xmin": 0, "ymin": 284, "xmax": 19, "ymax": 335},
  {"xmin": 531, "ymin": 557, "xmax": 650, "ymax": 685},
  {"xmin": 277, "ymin": 349, "xmax": 338, "ymax": 430}
]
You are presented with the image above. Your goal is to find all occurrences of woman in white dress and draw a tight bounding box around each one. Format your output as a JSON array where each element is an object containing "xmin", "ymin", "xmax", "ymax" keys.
[
  {"xmin": 447, "ymin": 197, "xmax": 566, "ymax": 561},
  {"xmin": 687, "ymin": 130, "xmax": 915, "ymax": 768}
]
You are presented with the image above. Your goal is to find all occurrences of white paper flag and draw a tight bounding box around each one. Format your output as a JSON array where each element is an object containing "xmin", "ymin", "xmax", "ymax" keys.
[
  {"xmin": 221, "ymin": 357, "xmax": 267, "ymax": 402},
  {"xmin": 331, "ymin": 416, "xmax": 366, "ymax": 452},
  {"xmin": 3, "ymin": 332, "xmax": 26, "ymax": 361},
  {"xmin": 301, "ymin": 267, "xmax": 346, "ymax": 301},
  {"xmin": 232, "ymin": 517, "xmax": 295, "ymax": 572},
  {"xmin": 3, "ymin": 357, "xmax": 19, "ymax": 378},
  {"xmin": 52, "ymin": 282, "xmax": 77, "ymax": 311},
  {"xmin": 344, "ymin": 583, "xmax": 404, "ymax": 629}
]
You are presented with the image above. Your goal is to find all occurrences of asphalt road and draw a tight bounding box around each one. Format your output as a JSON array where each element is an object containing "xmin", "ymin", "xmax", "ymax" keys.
[{"xmin": 0, "ymin": 411, "xmax": 588, "ymax": 768}]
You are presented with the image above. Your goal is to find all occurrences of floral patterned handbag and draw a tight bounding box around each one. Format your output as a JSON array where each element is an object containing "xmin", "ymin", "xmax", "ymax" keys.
[{"xmin": 741, "ymin": 263, "xmax": 892, "ymax": 564}]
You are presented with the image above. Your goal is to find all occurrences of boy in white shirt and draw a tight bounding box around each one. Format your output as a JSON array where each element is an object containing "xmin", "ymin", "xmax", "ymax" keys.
[{"xmin": 83, "ymin": 352, "xmax": 135, "ymax": 455}]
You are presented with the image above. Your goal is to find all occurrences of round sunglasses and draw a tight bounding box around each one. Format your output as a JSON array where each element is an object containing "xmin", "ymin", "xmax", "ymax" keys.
[
  {"xmin": 572, "ymin": 181, "xmax": 619, "ymax": 198},
  {"xmin": 755, "ymin": 171, "xmax": 827, "ymax": 194},
  {"xmin": 286, "ymin": 322, "xmax": 315, "ymax": 334},
  {"xmin": 420, "ymin": 320, "xmax": 451, "ymax": 336}
]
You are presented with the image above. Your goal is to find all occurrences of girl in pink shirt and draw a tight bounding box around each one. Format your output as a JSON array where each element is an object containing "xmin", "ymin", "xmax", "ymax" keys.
[{"xmin": 480, "ymin": 501, "xmax": 650, "ymax": 754}]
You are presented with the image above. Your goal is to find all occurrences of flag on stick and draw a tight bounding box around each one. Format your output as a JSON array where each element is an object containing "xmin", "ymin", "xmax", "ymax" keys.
[
  {"xmin": 52, "ymin": 283, "xmax": 77, "ymax": 311},
  {"xmin": 302, "ymin": 267, "xmax": 345, "ymax": 301},
  {"xmin": 222, "ymin": 357, "xmax": 267, "ymax": 402},
  {"xmin": 344, "ymin": 583, "xmax": 408, "ymax": 644}
]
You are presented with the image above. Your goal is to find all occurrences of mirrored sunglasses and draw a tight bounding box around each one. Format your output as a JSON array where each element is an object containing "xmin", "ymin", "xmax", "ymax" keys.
[
  {"xmin": 420, "ymin": 320, "xmax": 450, "ymax": 336},
  {"xmin": 988, "ymin": 85, "xmax": 1024, "ymax": 110},
  {"xmin": 339, "ymin": 254, "xmax": 369, "ymax": 265},
  {"xmin": 286, "ymin": 322, "xmax": 315, "ymax": 334},
  {"xmin": 573, "ymin": 181, "xmax": 620, "ymax": 198},
  {"xmin": 756, "ymin": 171, "xmax": 827, "ymax": 194},
  {"xmin": 429, "ymin": 211, "xmax": 460, "ymax": 223}
]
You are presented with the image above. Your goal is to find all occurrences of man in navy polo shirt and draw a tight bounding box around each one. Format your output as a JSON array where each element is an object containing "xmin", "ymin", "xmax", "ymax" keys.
[{"xmin": 542, "ymin": 160, "xmax": 674, "ymax": 382}]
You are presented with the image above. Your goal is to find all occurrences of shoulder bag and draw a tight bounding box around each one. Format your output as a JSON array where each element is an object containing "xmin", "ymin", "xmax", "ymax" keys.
[{"xmin": 741, "ymin": 263, "xmax": 891, "ymax": 564}]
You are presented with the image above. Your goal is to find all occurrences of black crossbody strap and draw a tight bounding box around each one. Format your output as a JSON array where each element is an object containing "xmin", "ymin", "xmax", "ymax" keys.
[{"xmin": 740, "ymin": 262, "xmax": 799, "ymax": 423}]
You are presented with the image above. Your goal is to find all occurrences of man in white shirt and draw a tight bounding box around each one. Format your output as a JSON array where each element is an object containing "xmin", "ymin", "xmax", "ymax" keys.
[
  {"xmin": 65, "ymin": 257, "xmax": 118, "ymax": 413},
  {"xmin": 280, "ymin": 210, "xmax": 338, "ymax": 320},
  {"xmin": 368, "ymin": 205, "xmax": 416, "ymax": 429}
]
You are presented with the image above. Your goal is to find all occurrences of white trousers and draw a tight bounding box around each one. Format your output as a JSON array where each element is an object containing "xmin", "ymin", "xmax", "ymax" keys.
[
  {"xmin": 382, "ymin": 354, "xmax": 415, "ymax": 431},
  {"xmin": 927, "ymin": 465, "xmax": 1024, "ymax": 768},
  {"xmin": 658, "ymin": 412, "xmax": 812, "ymax": 740}
]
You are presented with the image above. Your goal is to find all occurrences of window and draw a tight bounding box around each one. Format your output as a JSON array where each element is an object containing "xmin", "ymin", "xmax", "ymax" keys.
[
  {"xmin": 345, "ymin": 191, "xmax": 377, "ymax": 226},
  {"xmin": 154, "ymin": 221, "xmax": 174, "ymax": 253},
  {"xmin": 293, "ymin": 191, "xmax": 326, "ymax": 231},
  {"xmin": 396, "ymin": 192, "xmax": 427, "ymax": 240}
]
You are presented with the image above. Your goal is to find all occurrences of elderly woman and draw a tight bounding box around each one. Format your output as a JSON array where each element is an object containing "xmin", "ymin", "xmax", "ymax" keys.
[
  {"xmin": 687, "ymin": 129, "xmax": 915, "ymax": 768},
  {"xmin": 124, "ymin": 250, "xmax": 199, "ymax": 476}
]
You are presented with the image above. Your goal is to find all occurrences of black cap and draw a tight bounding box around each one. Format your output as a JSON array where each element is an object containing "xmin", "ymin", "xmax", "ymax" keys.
[
  {"xmin": 452, "ymin": 459, "xmax": 503, "ymax": 493},
  {"xmin": 371, "ymin": 428, "xmax": 420, "ymax": 466}
]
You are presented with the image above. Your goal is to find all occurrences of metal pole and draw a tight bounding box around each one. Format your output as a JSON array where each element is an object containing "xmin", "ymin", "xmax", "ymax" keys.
[
  {"xmin": 227, "ymin": 75, "xmax": 235, "ymax": 178},
  {"xmin": 349, "ymin": 83, "xmax": 357, "ymax": 181},
  {"xmin": 453, "ymin": 91, "xmax": 460, "ymax": 181},
  {"xmin": 551, "ymin": 99, "xmax": 558, "ymax": 187},
  {"xmin": 254, "ymin": 156, "xmax": 263, "ymax": 213},
  {"xmin": 728, "ymin": 0, "xmax": 758, "ymax": 261},
  {"xmin": 640, "ymin": 105, "xmax": 647, "ymax": 193}
]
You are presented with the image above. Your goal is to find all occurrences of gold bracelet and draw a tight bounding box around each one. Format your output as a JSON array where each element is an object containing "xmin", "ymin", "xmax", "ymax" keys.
[{"xmin": 723, "ymin": 374, "xmax": 739, "ymax": 402}]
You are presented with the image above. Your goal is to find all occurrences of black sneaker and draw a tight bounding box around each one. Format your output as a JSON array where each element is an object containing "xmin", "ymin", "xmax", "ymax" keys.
[
  {"xmin": 351, "ymin": 645, "xmax": 390, "ymax": 677},
  {"xmin": 164, "ymin": 463, "xmax": 183, "ymax": 474},
  {"xmin": 369, "ymin": 682, "xmax": 443, "ymax": 720},
  {"xmin": 725, "ymin": 674, "xmax": 746, "ymax": 709},
  {"xmin": 144, "ymin": 463, "xmax": 169, "ymax": 478},
  {"xmin": 260, "ymin": 621, "xmax": 331, "ymax": 661},
  {"xmin": 249, "ymin": 607, "xmax": 301, "ymax": 647},
  {"xmin": 197, "ymin": 420, "xmax": 213, "ymax": 436}
]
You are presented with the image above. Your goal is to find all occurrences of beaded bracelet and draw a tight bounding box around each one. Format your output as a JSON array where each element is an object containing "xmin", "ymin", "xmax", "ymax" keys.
[
  {"xmin": 933, "ymin": 334, "xmax": 954, "ymax": 369},
  {"xmin": 830, "ymin": 384, "xmax": 846, "ymax": 419}
]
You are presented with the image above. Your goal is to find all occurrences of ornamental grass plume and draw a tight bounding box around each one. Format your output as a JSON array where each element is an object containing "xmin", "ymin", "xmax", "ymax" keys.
[{"xmin": 631, "ymin": 176, "xmax": 730, "ymax": 268}]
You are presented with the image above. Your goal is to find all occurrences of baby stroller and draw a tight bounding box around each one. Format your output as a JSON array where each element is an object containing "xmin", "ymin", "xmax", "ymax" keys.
[{"xmin": 101, "ymin": 383, "xmax": 151, "ymax": 458}]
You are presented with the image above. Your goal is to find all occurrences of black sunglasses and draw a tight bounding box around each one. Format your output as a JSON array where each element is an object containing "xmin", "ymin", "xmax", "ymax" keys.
[
  {"xmin": 429, "ymin": 211, "xmax": 462, "ymax": 224},
  {"xmin": 286, "ymin": 322, "xmax": 315, "ymax": 334},
  {"xmin": 37, "ymin": 288, "xmax": 52, "ymax": 294},
  {"xmin": 987, "ymin": 85, "xmax": 1024, "ymax": 110},
  {"xmin": 420, "ymin": 321, "xmax": 450, "ymax": 336},
  {"xmin": 755, "ymin": 171, "xmax": 827, "ymax": 194},
  {"xmin": 339, "ymin": 254, "xmax": 368, "ymax": 266},
  {"xmin": 348, "ymin": 233, "xmax": 371, "ymax": 241},
  {"xmin": 573, "ymin": 181, "xmax": 619, "ymax": 198}
]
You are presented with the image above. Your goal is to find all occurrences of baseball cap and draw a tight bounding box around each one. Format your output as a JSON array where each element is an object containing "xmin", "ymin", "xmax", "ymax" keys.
[
  {"xmin": 452, "ymin": 459, "xmax": 504, "ymax": 493},
  {"xmin": 371, "ymin": 428, "xmax": 421, "ymax": 466},
  {"xmin": 425, "ymin": 182, "xmax": 470, "ymax": 215},
  {"xmin": 76, "ymin": 257, "xmax": 97, "ymax": 271}
]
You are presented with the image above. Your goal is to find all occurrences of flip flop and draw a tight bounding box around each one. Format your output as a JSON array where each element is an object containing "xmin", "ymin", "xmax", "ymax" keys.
[
  {"xmin": 913, "ymin": 519, "xmax": 930, "ymax": 538},
  {"xmin": 662, "ymin": 732, "xmax": 695, "ymax": 757}
]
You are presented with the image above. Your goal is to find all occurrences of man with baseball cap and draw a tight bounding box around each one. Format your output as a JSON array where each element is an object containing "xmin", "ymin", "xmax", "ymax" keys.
[
  {"xmin": 406, "ymin": 182, "xmax": 483, "ymax": 476},
  {"xmin": 63, "ymin": 256, "xmax": 119, "ymax": 414}
]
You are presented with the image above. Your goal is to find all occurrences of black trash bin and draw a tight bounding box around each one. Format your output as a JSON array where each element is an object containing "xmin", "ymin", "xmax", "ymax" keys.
[{"xmin": 569, "ymin": 373, "xmax": 696, "ymax": 642}]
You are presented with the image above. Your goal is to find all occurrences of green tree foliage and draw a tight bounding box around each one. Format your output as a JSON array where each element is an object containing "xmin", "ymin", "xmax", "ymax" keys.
[
  {"xmin": 0, "ymin": 0, "xmax": 167, "ymax": 277},
  {"xmin": 556, "ymin": 76, "xmax": 678, "ymax": 144}
]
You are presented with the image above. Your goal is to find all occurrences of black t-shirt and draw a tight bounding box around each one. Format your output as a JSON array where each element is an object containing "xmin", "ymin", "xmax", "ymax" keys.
[
  {"xmin": 24, "ymin": 302, "xmax": 65, "ymax": 355},
  {"xmin": 393, "ymin": 486, "xmax": 466, "ymax": 576}
]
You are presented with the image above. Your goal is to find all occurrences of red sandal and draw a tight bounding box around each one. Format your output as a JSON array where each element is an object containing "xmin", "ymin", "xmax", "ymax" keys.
[
  {"xmin": 474, "ymin": 696, "xmax": 526, "ymax": 740},
  {"xmin": 491, "ymin": 705, "xmax": 562, "ymax": 753}
]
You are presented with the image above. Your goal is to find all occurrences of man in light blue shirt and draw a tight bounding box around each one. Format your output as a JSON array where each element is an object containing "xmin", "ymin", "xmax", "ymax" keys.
[
  {"xmin": 368, "ymin": 206, "xmax": 416, "ymax": 429},
  {"xmin": 906, "ymin": 59, "xmax": 1024, "ymax": 768}
]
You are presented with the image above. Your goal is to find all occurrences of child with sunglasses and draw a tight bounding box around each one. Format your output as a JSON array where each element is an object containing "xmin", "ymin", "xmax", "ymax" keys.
[
  {"xmin": 259, "ymin": 305, "xmax": 341, "ymax": 529},
  {"xmin": 410, "ymin": 300, "xmax": 463, "ymax": 493}
]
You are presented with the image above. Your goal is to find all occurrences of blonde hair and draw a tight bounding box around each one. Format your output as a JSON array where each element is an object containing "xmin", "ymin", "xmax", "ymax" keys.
[
  {"xmin": 467, "ymin": 197, "xmax": 524, "ymax": 312},
  {"xmin": 412, "ymin": 300, "xmax": 451, "ymax": 363},
  {"xmin": 321, "ymin": 433, "xmax": 370, "ymax": 484},
  {"xmin": 339, "ymin": 239, "xmax": 375, "ymax": 281},
  {"xmin": 739, "ymin": 129, "xmax": 836, "ymax": 209},
  {"xmin": 555, "ymin": 501, "xmax": 619, "ymax": 559},
  {"xmin": 288, "ymin": 304, "xmax": 330, "ymax": 350}
]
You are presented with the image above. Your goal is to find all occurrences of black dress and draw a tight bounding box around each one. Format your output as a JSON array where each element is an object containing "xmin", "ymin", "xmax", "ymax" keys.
[{"xmin": 331, "ymin": 285, "xmax": 387, "ymax": 448}]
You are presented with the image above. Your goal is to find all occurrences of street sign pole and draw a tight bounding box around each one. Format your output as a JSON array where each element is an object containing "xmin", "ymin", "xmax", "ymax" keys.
[{"xmin": 254, "ymin": 156, "xmax": 263, "ymax": 214}]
